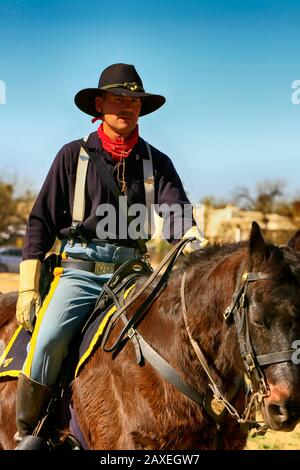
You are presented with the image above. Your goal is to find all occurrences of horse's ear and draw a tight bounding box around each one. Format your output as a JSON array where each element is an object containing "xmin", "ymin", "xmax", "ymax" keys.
[
  {"xmin": 249, "ymin": 221, "xmax": 266, "ymax": 256},
  {"xmin": 288, "ymin": 230, "xmax": 300, "ymax": 252}
]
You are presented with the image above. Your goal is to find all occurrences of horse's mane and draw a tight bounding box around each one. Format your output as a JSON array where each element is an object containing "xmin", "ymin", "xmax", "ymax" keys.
[
  {"xmin": 176, "ymin": 241, "xmax": 300, "ymax": 286},
  {"xmin": 179, "ymin": 241, "xmax": 246, "ymax": 269},
  {"xmin": 283, "ymin": 247, "xmax": 300, "ymax": 281}
]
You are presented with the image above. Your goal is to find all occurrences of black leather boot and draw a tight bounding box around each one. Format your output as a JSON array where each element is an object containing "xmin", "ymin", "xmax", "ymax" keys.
[{"xmin": 15, "ymin": 373, "xmax": 52, "ymax": 450}]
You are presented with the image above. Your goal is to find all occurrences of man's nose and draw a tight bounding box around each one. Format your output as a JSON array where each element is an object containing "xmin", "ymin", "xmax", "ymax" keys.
[
  {"xmin": 123, "ymin": 99, "xmax": 134, "ymax": 108},
  {"xmin": 122, "ymin": 103, "xmax": 136, "ymax": 113}
]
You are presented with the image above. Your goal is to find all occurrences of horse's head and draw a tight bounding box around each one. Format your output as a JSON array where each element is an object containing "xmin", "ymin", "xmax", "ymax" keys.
[{"xmin": 243, "ymin": 222, "xmax": 300, "ymax": 431}]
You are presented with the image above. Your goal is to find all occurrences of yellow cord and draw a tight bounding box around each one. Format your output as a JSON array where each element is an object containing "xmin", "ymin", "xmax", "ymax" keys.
[{"xmin": 117, "ymin": 159, "xmax": 127, "ymax": 194}]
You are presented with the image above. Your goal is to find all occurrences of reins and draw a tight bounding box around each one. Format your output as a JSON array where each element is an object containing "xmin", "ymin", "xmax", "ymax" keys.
[
  {"xmin": 100, "ymin": 237, "xmax": 193, "ymax": 353},
  {"xmin": 181, "ymin": 271, "xmax": 242, "ymax": 422}
]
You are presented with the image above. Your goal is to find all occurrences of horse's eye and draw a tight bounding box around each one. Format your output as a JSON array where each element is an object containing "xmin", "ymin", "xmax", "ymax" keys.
[
  {"xmin": 254, "ymin": 318, "xmax": 266, "ymax": 327},
  {"xmin": 254, "ymin": 289, "xmax": 264, "ymax": 303},
  {"xmin": 249, "ymin": 302, "xmax": 268, "ymax": 328}
]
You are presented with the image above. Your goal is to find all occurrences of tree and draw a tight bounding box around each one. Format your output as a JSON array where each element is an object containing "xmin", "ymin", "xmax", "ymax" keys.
[
  {"xmin": 0, "ymin": 179, "xmax": 35, "ymax": 245},
  {"xmin": 232, "ymin": 180, "xmax": 285, "ymax": 214},
  {"xmin": 201, "ymin": 195, "xmax": 227, "ymax": 208}
]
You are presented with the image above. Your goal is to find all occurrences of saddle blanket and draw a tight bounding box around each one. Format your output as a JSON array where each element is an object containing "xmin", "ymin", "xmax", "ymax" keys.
[
  {"xmin": 0, "ymin": 326, "xmax": 31, "ymax": 378},
  {"xmin": 0, "ymin": 284, "xmax": 135, "ymax": 379}
]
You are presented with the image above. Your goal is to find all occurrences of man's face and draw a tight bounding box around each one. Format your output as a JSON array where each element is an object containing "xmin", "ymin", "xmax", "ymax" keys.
[{"xmin": 95, "ymin": 92, "xmax": 142, "ymax": 137}]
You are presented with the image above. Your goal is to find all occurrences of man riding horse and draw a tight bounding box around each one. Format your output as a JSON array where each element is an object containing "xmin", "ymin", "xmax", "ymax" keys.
[{"xmin": 15, "ymin": 63, "xmax": 205, "ymax": 449}]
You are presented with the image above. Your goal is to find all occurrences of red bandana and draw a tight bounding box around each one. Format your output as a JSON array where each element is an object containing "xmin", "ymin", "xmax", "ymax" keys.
[{"xmin": 97, "ymin": 123, "xmax": 139, "ymax": 161}]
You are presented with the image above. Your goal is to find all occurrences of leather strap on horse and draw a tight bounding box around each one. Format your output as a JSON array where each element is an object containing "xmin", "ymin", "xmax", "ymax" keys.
[
  {"xmin": 225, "ymin": 272, "xmax": 295, "ymax": 380},
  {"xmin": 133, "ymin": 331, "xmax": 228, "ymax": 423},
  {"xmin": 215, "ymin": 270, "xmax": 297, "ymax": 431},
  {"xmin": 180, "ymin": 271, "xmax": 242, "ymax": 423},
  {"xmin": 256, "ymin": 350, "xmax": 295, "ymax": 366},
  {"xmin": 101, "ymin": 283, "xmax": 143, "ymax": 364}
]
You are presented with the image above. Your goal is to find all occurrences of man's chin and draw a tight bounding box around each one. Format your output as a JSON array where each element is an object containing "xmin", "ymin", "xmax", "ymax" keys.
[{"xmin": 115, "ymin": 122, "xmax": 136, "ymax": 135}]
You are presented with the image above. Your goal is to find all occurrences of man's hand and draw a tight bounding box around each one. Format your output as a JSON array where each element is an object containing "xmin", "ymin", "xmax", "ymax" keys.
[
  {"xmin": 182, "ymin": 226, "xmax": 209, "ymax": 255},
  {"xmin": 16, "ymin": 260, "xmax": 42, "ymax": 332}
]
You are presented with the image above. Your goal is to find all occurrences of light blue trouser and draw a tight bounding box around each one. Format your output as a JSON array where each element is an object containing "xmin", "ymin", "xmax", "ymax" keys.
[{"xmin": 22, "ymin": 242, "xmax": 136, "ymax": 386}]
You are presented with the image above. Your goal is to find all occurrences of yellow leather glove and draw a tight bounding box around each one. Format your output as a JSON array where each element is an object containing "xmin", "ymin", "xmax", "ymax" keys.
[
  {"xmin": 182, "ymin": 226, "xmax": 209, "ymax": 255},
  {"xmin": 16, "ymin": 259, "xmax": 42, "ymax": 332}
]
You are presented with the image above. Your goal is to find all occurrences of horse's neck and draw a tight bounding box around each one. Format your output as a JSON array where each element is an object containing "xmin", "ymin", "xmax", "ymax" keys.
[
  {"xmin": 182, "ymin": 249, "xmax": 247, "ymax": 377},
  {"xmin": 189, "ymin": 248, "xmax": 246, "ymax": 312},
  {"xmin": 136, "ymin": 249, "xmax": 246, "ymax": 391}
]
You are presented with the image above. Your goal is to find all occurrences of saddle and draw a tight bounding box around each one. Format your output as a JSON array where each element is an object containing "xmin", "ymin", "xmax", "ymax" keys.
[
  {"xmin": 82, "ymin": 257, "xmax": 153, "ymax": 333},
  {"xmin": 72, "ymin": 257, "xmax": 153, "ymax": 377}
]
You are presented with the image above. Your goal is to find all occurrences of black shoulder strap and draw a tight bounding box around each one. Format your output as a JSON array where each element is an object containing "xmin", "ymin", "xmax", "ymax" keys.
[{"xmin": 79, "ymin": 140, "xmax": 148, "ymax": 256}]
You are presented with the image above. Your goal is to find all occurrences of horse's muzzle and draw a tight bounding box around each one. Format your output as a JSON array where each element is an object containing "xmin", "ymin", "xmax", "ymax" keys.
[{"xmin": 263, "ymin": 397, "xmax": 300, "ymax": 431}]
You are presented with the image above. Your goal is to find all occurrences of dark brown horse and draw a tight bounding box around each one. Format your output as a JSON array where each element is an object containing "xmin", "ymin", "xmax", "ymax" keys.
[{"xmin": 1, "ymin": 221, "xmax": 300, "ymax": 450}]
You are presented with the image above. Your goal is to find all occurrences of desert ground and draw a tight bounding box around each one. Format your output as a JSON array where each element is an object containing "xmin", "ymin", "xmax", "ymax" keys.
[
  {"xmin": 0, "ymin": 273, "xmax": 299, "ymax": 450},
  {"xmin": 0, "ymin": 273, "xmax": 19, "ymax": 293}
]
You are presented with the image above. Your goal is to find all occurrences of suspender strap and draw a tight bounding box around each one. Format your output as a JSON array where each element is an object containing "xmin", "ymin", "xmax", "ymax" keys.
[
  {"xmin": 72, "ymin": 135, "xmax": 89, "ymax": 223},
  {"xmin": 142, "ymin": 140, "xmax": 155, "ymax": 237},
  {"xmin": 69, "ymin": 135, "xmax": 90, "ymax": 246}
]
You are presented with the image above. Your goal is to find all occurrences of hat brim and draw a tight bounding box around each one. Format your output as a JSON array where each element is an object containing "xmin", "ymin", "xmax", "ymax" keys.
[{"xmin": 74, "ymin": 87, "xmax": 166, "ymax": 117}]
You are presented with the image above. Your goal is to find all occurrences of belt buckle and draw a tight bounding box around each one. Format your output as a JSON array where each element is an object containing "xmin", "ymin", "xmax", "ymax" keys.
[{"xmin": 94, "ymin": 262, "xmax": 115, "ymax": 275}]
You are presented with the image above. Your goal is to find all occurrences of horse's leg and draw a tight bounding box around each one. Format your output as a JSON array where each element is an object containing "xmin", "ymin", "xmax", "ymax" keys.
[{"xmin": 0, "ymin": 292, "xmax": 19, "ymax": 449}]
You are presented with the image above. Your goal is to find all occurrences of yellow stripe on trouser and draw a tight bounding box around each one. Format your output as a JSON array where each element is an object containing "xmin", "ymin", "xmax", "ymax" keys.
[
  {"xmin": 74, "ymin": 283, "xmax": 136, "ymax": 378},
  {"xmin": 23, "ymin": 267, "xmax": 64, "ymax": 378}
]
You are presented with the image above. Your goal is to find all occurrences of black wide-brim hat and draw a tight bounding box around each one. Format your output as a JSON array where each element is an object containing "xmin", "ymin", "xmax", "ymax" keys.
[{"xmin": 74, "ymin": 63, "xmax": 166, "ymax": 117}]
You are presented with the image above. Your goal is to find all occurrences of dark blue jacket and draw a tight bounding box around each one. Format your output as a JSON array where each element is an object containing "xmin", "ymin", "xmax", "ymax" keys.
[{"xmin": 23, "ymin": 132, "xmax": 192, "ymax": 260}]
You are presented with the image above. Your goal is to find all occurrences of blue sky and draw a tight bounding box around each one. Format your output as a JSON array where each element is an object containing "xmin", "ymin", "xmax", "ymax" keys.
[{"xmin": 0, "ymin": 0, "xmax": 299, "ymax": 203}]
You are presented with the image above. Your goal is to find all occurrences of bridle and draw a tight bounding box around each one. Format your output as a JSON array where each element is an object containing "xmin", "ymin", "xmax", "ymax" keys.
[{"xmin": 181, "ymin": 269, "xmax": 296, "ymax": 433}]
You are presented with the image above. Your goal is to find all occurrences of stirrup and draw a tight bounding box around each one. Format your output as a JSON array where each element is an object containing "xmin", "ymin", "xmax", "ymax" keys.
[
  {"xmin": 15, "ymin": 434, "xmax": 49, "ymax": 450},
  {"xmin": 13, "ymin": 431, "xmax": 22, "ymax": 443}
]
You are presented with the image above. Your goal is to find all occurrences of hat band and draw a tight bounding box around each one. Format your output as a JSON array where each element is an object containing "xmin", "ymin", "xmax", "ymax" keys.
[{"xmin": 100, "ymin": 82, "xmax": 145, "ymax": 92}]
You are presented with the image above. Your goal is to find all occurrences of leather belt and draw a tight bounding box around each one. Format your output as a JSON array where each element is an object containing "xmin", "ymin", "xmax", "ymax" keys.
[{"xmin": 61, "ymin": 259, "xmax": 117, "ymax": 274}]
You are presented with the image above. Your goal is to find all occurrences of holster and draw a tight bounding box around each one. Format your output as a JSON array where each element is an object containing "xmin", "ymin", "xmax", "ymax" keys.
[{"xmin": 39, "ymin": 254, "xmax": 61, "ymax": 301}]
